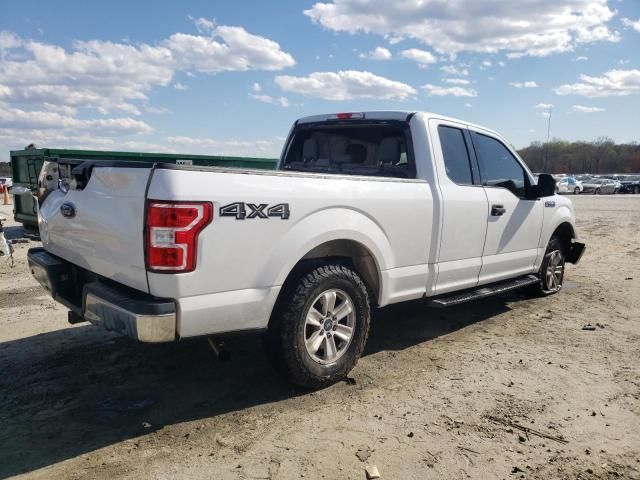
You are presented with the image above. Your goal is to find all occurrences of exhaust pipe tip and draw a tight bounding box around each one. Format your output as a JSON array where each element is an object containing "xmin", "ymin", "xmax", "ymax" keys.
[{"xmin": 207, "ymin": 337, "xmax": 230, "ymax": 362}]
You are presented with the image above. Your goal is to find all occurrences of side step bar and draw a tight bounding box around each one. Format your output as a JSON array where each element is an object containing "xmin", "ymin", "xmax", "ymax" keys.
[{"xmin": 428, "ymin": 274, "xmax": 540, "ymax": 308}]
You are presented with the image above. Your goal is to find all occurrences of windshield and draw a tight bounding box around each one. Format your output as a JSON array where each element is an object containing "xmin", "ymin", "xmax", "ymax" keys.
[{"xmin": 281, "ymin": 121, "xmax": 415, "ymax": 179}]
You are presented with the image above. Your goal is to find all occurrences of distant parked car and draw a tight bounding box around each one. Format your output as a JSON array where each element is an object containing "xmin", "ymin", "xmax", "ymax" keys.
[
  {"xmin": 581, "ymin": 178, "xmax": 618, "ymax": 194},
  {"xmin": 556, "ymin": 176, "xmax": 583, "ymax": 194},
  {"xmin": 618, "ymin": 175, "xmax": 640, "ymax": 194}
]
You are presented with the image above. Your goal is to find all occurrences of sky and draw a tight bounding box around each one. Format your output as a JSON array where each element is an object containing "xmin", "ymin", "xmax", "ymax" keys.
[{"xmin": 0, "ymin": 0, "xmax": 639, "ymax": 161}]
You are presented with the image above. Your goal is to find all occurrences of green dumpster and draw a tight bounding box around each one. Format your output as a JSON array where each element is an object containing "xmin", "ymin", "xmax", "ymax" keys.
[{"xmin": 10, "ymin": 148, "xmax": 278, "ymax": 229}]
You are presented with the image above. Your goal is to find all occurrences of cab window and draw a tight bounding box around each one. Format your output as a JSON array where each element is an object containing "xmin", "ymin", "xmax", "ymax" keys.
[
  {"xmin": 438, "ymin": 125, "xmax": 474, "ymax": 185},
  {"xmin": 471, "ymin": 132, "xmax": 527, "ymax": 197}
]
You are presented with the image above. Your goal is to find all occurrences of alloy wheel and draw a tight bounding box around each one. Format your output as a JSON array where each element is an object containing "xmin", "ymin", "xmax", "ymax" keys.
[
  {"xmin": 544, "ymin": 250, "xmax": 565, "ymax": 293},
  {"xmin": 304, "ymin": 289, "xmax": 356, "ymax": 365}
]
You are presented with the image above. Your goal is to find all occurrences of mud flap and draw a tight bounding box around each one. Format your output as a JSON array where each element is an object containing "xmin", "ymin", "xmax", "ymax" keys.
[{"xmin": 566, "ymin": 242, "xmax": 586, "ymax": 264}]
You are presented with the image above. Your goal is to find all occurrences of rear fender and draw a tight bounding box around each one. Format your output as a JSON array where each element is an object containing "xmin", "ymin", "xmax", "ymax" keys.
[{"xmin": 257, "ymin": 207, "xmax": 394, "ymax": 296}]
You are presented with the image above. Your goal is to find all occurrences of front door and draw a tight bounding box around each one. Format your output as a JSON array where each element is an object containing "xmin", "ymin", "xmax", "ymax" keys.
[{"xmin": 470, "ymin": 130, "xmax": 544, "ymax": 285}]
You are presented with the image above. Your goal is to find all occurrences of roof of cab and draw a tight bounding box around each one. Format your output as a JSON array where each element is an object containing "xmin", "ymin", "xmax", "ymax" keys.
[{"xmin": 295, "ymin": 110, "xmax": 500, "ymax": 138}]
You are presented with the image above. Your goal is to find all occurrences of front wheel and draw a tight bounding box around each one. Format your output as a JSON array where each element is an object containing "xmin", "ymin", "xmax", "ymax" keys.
[
  {"xmin": 533, "ymin": 236, "xmax": 566, "ymax": 296},
  {"xmin": 265, "ymin": 264, "xmax": 371, "ymax": 389},
  {"xmin": 573, "ymin": 187, "xmax": 580, "ymax": 195},
  {"xmin": 595, "ymin": 187, "xmax": 601, "ymax": 195}
]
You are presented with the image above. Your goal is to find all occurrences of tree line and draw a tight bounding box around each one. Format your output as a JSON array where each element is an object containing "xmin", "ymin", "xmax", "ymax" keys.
[{"xmin": 518, "ymin": 137, "xmax": 640, "ymax": 175}]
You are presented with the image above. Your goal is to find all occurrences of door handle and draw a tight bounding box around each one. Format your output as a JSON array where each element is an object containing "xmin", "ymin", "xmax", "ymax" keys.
[{"xmin": 491, "ymin": 205, "xmax": 506, "ymax": 216}]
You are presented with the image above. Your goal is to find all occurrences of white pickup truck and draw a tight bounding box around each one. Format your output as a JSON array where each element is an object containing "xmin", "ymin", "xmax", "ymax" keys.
[{"xmin": 27, "ymin": 111, "xmax": 584, "ymax": 388}]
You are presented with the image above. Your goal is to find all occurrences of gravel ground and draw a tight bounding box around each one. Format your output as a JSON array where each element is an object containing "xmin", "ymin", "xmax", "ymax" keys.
[{"xmin": 0, "ymin": 196, "xmax": 639, "ymax": 480}]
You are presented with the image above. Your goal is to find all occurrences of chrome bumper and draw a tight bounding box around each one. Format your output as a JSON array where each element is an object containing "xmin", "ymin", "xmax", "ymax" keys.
[
  {"xmin": 28, "ymin": 247, "xmax": 177, "ymax": 343},
  {"xmin": 83, "ymin": 289, "xmax": 176, "ymax": 343}
]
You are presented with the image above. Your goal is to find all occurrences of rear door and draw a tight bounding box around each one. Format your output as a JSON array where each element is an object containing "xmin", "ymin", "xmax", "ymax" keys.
[
  {"xmin": 38, "ymin": 162, "xmax": 152, "ymax": 293},
  {"xmin": 470, "ymin": 130, "xmax": 544, "ymax": 284},
  {"xmin": 429, "ymin": 119, "xmax": 488, "ymax": 294}
]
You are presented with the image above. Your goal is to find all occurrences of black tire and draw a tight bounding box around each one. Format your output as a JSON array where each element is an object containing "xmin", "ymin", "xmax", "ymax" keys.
[
  {"xmin": 595, "ymin": 187, "xmax": 601, "ymax": 195},
  {"xmin": 531, "ymin": 236, "xmax": 565, "ymax": 297},
  {"xmin": 573, "ymin": 187, "xmax": 580, "ymax": 195},
  {"xmin": 265, "ymin": 263, "xmax": 371, "ymax": 389},
  {"xmin": 634, "ymin": 186, "xmax": 639, "ymax": 194}
]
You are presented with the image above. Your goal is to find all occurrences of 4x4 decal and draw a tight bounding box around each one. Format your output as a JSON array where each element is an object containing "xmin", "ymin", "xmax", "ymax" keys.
[{"xmin": 220, "ymin": 202, "xmax": 290, "ymax": 220}]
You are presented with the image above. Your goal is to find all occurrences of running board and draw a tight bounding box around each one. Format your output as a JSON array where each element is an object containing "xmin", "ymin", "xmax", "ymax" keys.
[{"xmin": 428, "ymin": 275, "xmax": 540, "ymax": 308}]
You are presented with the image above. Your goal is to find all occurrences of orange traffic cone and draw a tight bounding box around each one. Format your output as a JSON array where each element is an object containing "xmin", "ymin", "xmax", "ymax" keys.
[{"xmin": 2, "ymin": 186, "xmax": 10, "ymax": 205}]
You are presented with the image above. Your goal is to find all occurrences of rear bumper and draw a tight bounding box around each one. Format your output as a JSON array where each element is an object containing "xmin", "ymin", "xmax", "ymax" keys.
[{"xmin": 27, "ymin": 248, "xmax": 177, "ymax": 343}]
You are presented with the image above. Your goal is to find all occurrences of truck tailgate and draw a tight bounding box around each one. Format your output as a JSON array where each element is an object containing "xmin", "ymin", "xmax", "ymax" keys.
[{"xmin": 38, "ymin": 166, "xmax": 151, "ymax": 293}]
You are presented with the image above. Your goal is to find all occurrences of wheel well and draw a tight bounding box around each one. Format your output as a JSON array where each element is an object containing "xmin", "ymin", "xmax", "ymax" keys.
[
  {"xmin": 282, "ymin": 240, "xmax": 381, "ymax": 305},
  {"xmin": 551, "ymin": 222, "xmax": 575, "ymax": 254}
]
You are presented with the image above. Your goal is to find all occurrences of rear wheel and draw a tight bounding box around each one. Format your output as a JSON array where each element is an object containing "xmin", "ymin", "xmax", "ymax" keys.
[
  {"xmin": 634, "ymin": 186, "xmax": 640, "ymax": 194},
  {"xmin": 265, "ymin": 263, "xmax": 371, "ymax": 389},
  {"xmin": 532, "ymin": 236, "xmax": 565, "ymax": 296},
  {"xmin": 573, "ymin": 187, "xmax": 580, "ymax": 195},
  {"xmin": 595, "ymin": 187, "xmax": 601, "ymax": 195}
]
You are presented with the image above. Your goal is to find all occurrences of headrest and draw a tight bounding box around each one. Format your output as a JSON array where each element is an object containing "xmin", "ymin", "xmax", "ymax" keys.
[
  {"xmin": 302, "ymin": 138, "xmax": 318, "ymax": 162},
  {"xmin": 376, "ymin": 137, "xmax": 401, "ymax": 165}
]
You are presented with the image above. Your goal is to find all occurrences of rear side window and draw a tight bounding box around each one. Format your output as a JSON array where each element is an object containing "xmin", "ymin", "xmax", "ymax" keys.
[
  {"xmin": 282, "ymin": 122, "xmax": 415, "ymax": 179},
  {"xmin": 472, "ymin": 132, "xmax": 527, "ymax": 197},
  {"xmin": 438, "ymin": 125, "xmax": 473, "ymax": 185}
]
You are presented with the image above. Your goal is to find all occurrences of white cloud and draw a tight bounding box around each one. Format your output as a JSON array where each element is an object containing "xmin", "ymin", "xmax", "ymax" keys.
[
  {"xmin": 0, "ymin": 106, "xmax": 153, "ymax": 135},
  {"xmin": 574, "ymin": 56, "xmax": 589, "ymax": 61},
  {"xmin": 165, "ymin": 26, "xmax": 295, "ymax": 74},
  {"xmin": 173, "ymin": 82, "xmax": 188, "ymax": 91},
  {"xmin": 0, "ymin": 31, "xmax": 21, "ymax": 50},
  {"xmin": 535, "ymin": 103, "xmax": 554, "ymax": 109},
  {"xmin": 359, "ymin": 46, "xmax": 392, "ymax": 60},
  {"xmin": 554, "ymin": 69, "xmax": 640, "ymax": 97},
  {"xmin": 167, "ymin": 135, "xmax": 283, "ymax": 157},
  {"xmin": 275, "ymin": 70, "xmax": 416, "ymax": 100},
  {"xmin": 400, "ymin": 48, "xmax": 437, "ymax": 68},
  {"xmin": 193, "ymin": 17, "xmax": 217, "ymax": 34},
  {"xmin": 444, "ymin": 78, "xmax": 470, "ymax": 85},
  {"xmin": 304, "ymin": 0, "xmax": 619, "ymax": 57},
  {"xmin": 0, "ymin": 26, "xmax": 294, "ymax": 115},
  {"xmin": 421, "ymin": 84, "xmax": 477, "ymax": 97},
  {"xmin": 464, "ymin": 103, "xmax": 473, "ymax": 108},
  {"xmin": 571, "ymin": 105, "xmax": 606, "ymax": 113},
  {"xmin": 619, "ymin": 59, "xmax": 629, "ymax": 65},
  {"xmin": 251, "ymin": 82, "xmax": 262, "ymax": 92},
  {"xmin": 621, "ymin": 17, "xmax": 640, "ymax": 32},
  {"xmin": 144, "ymin": 105, "xmax": 170, "ymax": 115},
  {"xmin": 249, "ymin": 92, "xmax": 290, "ymax": 107},
  {"xmin": 440, "ymin": 65, "xmax": 469, "ymax": 76},
  {"xmin": 510, "ymin": 81, "xmax": 539, "ymax": 88},
  {"xmin": 497, "ymin": 61, "xmax": 506, "ymax": 67}
]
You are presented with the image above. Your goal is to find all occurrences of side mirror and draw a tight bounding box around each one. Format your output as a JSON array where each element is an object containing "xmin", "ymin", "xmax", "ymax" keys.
[{"xmin": 534, "ymin": 174, "xmax": 556, "ymax": 198}]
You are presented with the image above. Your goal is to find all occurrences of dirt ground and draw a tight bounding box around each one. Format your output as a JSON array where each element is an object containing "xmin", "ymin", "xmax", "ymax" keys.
[{"xmin": 1, "ymin": 195, "xmax": 639, "ymax": 480}]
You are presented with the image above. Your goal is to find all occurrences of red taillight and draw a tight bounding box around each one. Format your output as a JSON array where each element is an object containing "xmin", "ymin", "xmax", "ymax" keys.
[{"xmin": 145, "ymin": 201, "xmax": 213, "ymax": 273}]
